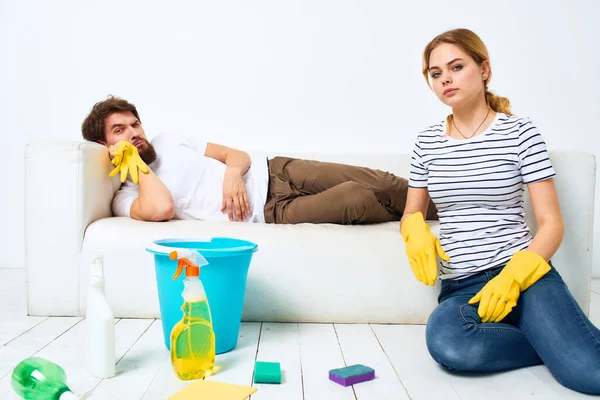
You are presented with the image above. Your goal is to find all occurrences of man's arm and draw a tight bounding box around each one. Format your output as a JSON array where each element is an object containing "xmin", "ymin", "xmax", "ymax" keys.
[
  {"xmin": 130, "ymin": 168, "xmax": 175, "ymax": 221},
  {"xmin": 204, "ymin": 143, "xmax": 252, "ymax": 221},
  {"xmin": 204, "ymin": 143, "xmax": 251, "ymax": 175},
  {"xmin": 109, "ymin": 141, "xmax": 174, "ymax": 222}
]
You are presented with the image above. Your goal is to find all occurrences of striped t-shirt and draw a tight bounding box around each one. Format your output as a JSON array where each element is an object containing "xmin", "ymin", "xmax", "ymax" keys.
[{"xmin": 409, "ymin": 112, "xmax": 556, "ymax": 280}]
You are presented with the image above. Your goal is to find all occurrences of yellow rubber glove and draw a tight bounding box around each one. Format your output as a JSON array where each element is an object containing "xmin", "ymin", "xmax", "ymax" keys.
[
  {"xmin": 401, "ymin": 212, "xmax": 450, "ymax": 286},
  {"xmin": 468, "ymin": 250, "xmax": 551, "ymax": 322},
  {"xmin": 109, "ymin": 141, "xmax": 149, "ymax": 184}
]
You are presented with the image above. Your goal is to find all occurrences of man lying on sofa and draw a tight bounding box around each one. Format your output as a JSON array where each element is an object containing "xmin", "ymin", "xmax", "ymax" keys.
[{"xmin": 81, "ymin": 95, "xmax": 438, "ymax": 224}]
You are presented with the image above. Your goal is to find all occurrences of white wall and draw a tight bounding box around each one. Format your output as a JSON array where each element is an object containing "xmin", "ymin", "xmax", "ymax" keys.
[{"xmin": 2, "ymin": 0, "xmax": 600, "ymax": 273}]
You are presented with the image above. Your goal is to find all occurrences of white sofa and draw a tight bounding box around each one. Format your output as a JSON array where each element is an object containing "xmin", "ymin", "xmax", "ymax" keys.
[{"xmin": 25, "ymin": 141, "xmax": 596, "ymax": 323}]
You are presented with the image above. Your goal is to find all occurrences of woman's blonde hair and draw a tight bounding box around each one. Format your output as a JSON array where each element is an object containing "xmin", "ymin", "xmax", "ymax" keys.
[{"xmin": 422, "ymin": 28, "xmax": 512, "ymax": 115}]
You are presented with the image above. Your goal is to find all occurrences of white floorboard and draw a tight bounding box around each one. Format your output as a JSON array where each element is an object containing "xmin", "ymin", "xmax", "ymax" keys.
[
  {"xmin": 1, "ymin": 269, "xmax": 600, "ymax": 400},
  {"xmin": 590, "ymin": 292, "xmax": 600, "ymax": 326},
  {"xmin": 114, "ymin": 318, "xmax": 155, "ymax": 362},
  {"xmin": 371, "ymin": 324, "xmax": 463, "ymax": 400},
  {"xmin": 0, "ymin": 314, "xmax": 47, "ymax": 348},
  {"xmin": 298, "ymin": 324, "xmax": 355, "ymax": 400},
  {"xmin": 0, "ymin": 282, "xmax": 46, "ymax": 347},
  {"xmin": 141, "ymin": 322, "xmax": 262, "ymax": 399},
  {"xmin": 208, "ymin": 321, "xmax": 261, "ymax": 386},
  {"xmin": 0, "ymin": 345, "xmax": 40, "ymax": 381},
  {"xmin": 528, "ymin": 366, "xmax": 600, "ymax": 400},
  {"xmin": 5, "ymin": 316, "xmax": 82, "ymax": 348},
  {"xmin": 335, "ymin": 324, "xmax": 409, "ymax": 400},
  {"xmin": 251, "ymin": 323, "xmax": 303, "ymax": 400},
  {"xmin": 591, "ymin": 280, "xmax": 600, "ymax": 295},
  {"xmin": 92, "ymin": 320, "xmax": 168, "ymax": 399}
]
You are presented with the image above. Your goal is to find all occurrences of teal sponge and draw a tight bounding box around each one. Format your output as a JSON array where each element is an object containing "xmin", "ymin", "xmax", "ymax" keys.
[
  {"xmin": 329, "ymin": 364, "xmax": 375, "ymax": 386},
  {"xmin": 254, "ymin": 361, "xmax": 282, "ymax": 384}
]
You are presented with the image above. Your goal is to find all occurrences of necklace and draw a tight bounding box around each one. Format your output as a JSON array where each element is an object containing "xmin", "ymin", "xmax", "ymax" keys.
[{"xmin": 452, "ymin": 108, "xmax": 491, "ymax": 139}]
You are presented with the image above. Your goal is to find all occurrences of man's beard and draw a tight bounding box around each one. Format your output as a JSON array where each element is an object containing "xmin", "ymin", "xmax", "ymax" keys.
[{"xmin": 138, "ymin": 139, "xmax": 157, "ymax": 165}]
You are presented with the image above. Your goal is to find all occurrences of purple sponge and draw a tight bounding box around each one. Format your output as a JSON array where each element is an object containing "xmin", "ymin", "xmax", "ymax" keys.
[{"xmin": 329, "ymin": 364, "xmax": 375, "ymax": 387}]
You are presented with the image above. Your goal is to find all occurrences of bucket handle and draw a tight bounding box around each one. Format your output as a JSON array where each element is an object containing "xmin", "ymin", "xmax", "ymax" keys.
[
  {"xmin": 145, "ymin": 239, "xmax": 258, "ymax": 255},
  {"xmin": 145, "ymin": 238, "xmax": 211, "ymax": 255}
]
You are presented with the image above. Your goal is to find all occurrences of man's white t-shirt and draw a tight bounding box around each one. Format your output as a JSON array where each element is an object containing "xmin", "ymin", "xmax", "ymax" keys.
[{"xmin": 112, "ymin": 133, "xmax": 270, "ymax": 223}]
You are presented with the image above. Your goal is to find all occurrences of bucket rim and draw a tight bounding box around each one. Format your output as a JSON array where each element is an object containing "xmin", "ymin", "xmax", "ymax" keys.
[{"xmin": 145, "ymin": 237, "xmax": 258, "ymax": 256}]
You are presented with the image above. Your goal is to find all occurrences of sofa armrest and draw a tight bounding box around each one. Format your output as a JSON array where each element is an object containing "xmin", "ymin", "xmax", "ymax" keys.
[
  {"xmin": 25, "ymin": 140, "xmax": 120, "ymax": 315},
  {"xmin": 523, "ymin": 151, "xmax": 596, "ymax": 314}
]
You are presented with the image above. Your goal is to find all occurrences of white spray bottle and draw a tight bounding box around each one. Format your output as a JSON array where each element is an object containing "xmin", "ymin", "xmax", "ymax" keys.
[{"xmin": 85, "ymin": 251, "xmax": 116, "ymax": 379}]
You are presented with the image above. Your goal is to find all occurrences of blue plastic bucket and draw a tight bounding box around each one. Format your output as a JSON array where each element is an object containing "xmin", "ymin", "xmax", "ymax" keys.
[{"xmin": 146, "ymin": 237, "xmax": 258, "ymax": 354}]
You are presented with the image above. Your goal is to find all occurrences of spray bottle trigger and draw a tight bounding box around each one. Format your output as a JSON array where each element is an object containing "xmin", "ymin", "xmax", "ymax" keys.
[
  {"xmin": 172, "ymin": 258, "xmax": 193, "ymax": 280},
  {"xmin": 169, "ymin": 249, "xmax": 208, "ymax": 279}
]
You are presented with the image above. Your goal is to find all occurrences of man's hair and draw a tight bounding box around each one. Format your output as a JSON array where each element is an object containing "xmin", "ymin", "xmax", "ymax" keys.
[{"xmin": 81, "ymin": 95, "xmax": 141, "ymax": 142}]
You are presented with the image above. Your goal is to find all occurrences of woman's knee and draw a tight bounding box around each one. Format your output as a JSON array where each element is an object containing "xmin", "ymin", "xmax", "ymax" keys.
[
  {"xmin": 426, "ymin": 332, "xmax": 489, "ymax": 371},
  {"xmin": 426, "ymin": 332, "xmax": 465, "ymax": 371},
  {"xmin": 427, "ymin": 305, "xmax": 465, "ymax": 370},
  {"xmin": 426, "ymin": 304, "xmax": 487, "ymax": 371}
]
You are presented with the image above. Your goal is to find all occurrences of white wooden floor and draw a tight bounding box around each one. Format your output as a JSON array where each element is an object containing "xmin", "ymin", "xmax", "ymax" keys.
[{"xmin": 1, "ymin": 269, "xmax": 600, "ymax": 400}]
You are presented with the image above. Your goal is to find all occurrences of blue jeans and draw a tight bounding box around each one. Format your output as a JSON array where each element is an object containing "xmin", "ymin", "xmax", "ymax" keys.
[{"xmin": 426, "ymin": 264, "xmax": 600, "ymax": 395}]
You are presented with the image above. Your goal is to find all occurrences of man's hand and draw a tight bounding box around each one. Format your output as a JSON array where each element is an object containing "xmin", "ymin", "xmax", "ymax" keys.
[
  {"xmin": 108, "ymin": 141, "xmax": 126, "ymax": 161},
  {"xmin": 108, "ymin": 141, "xmax": 149, "ymax": 184},
  {"xmin": 221, "ymin": 168, "xmax": 251, "ymax": 221}
]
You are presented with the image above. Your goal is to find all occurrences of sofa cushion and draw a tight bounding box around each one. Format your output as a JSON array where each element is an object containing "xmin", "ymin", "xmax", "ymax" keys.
[{"xmin": 80, "ymin": 217, "xmax": 441, "ymax": 322}]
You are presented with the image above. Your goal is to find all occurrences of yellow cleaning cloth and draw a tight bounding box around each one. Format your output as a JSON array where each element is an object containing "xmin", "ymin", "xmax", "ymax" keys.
[{"xmin": 167, "ymin": 380, "xmax": 257, "ymax": 400}]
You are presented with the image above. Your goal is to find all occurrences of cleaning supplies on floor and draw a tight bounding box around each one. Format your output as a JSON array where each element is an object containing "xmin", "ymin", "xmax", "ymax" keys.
[
  {"xmin": 167, "ymin": 380, "xmax": 257, "ymax": 400},
  {"xmin": 85, "ymin": 250, "xmax": 115, "ymax": 379},
  {"xmin": 169, "ymin": 249, "xmax": 215, "ymax": 380},
  {"xmin": 11, "ymin": 357, "xmax": 92, "ymax": 399}
]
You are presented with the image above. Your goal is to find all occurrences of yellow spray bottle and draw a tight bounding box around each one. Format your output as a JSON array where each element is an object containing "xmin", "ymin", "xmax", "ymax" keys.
[{"xmin": 169, "ymin": 249, "xmax": 215, "ymax": 380}]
